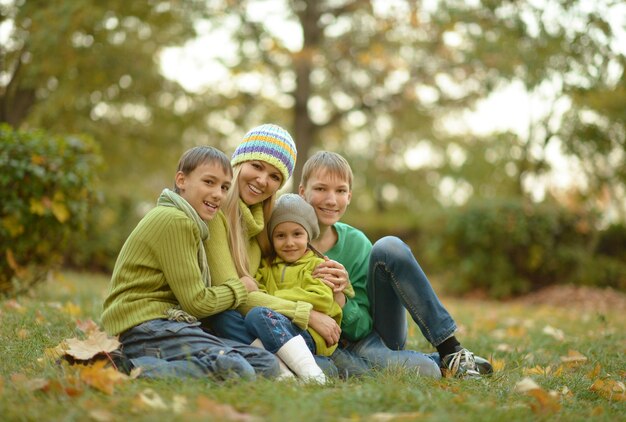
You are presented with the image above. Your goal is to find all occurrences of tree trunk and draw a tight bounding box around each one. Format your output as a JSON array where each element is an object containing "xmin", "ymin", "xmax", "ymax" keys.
[{"xmin": 292, "ymin": 1, "xmax": 321, "ymax": 192}]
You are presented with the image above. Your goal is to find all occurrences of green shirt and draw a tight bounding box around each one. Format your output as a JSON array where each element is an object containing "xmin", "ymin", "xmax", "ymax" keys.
[
  {"xmin": 256, "ymin": 250, "xmax": 341, "ymax": 356},
  {"xmin": 101, "ymin": 206, "xmax": 248, "ymax": 335},
  {"xmin": 324, "ymin": 222, "xmax": 373, "ymax": 342}
]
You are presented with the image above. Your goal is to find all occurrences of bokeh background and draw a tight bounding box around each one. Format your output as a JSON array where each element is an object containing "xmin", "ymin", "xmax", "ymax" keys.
[{"xmin": 2, "ymin": 0, "xmax": 625, "ymax": 298}]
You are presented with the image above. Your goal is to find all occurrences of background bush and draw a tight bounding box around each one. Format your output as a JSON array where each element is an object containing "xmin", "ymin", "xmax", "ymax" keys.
[
  {"xmin": 0, "ymin": 124, "xmax": 102, "ymax": 296},
  {"xmin": 426, "ymin": 199, "xmax": 623, "ymax": 298}
]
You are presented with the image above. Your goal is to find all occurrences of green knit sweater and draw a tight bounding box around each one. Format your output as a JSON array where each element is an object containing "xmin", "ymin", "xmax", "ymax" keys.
[
  {"xmin": 206, "ymin": 200, "xmax": 313, "ymax": 329},
  {"xmin": 101, "ymin": 205, "xmax": 248, "ymax": 336}
]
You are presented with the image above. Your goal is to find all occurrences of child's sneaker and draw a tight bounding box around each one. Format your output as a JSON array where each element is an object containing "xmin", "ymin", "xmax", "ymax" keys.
[{"xmin": 441, "ymin": 347, "xmax": 481, "ymax": 378}]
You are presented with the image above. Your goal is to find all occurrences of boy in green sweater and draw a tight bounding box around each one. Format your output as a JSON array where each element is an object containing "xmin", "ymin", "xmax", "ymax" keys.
[
  {"xmin": 101, "ymin": 146, "xmax": 278, "ymax": 380},
  {"xmin": 300, "ymin": 151, "xmax": 493, "ymax": 379}
]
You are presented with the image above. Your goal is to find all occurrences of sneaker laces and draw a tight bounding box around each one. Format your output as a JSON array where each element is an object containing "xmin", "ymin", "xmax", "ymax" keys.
[{"xmin": 444, "ymin": 348, "xmax": 480, "ymax": 378}]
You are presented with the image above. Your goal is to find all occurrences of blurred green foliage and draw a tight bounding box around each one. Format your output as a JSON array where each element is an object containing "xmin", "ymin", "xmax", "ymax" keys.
[{"xmin": 0, "ymin": 124, "xmax": 102, "ymax": 296}]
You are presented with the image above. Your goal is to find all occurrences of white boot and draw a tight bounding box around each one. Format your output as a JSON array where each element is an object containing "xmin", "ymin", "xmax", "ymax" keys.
[
  {"xmin": 275, "ymin": 335, "xmax": 326, "ymax": 384},
  {"xmin": 250, "ymin": 338, "xmax": 295, "ymax": 380}
]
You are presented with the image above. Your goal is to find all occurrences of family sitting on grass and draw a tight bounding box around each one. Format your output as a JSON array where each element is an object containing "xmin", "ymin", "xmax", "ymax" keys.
[{"xmin": 101, "ymin": 123, "xmax": 493, "ymax": 382}]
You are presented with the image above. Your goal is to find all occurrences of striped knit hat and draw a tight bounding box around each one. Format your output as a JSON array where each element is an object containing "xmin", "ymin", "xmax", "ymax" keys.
[{"xmin": 231, "ymin": 124, "xmax": 297, "ymax": 187}]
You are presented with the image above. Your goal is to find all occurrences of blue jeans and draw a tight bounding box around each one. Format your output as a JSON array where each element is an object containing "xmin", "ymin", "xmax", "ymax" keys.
[
  {"xmin": 205, "ymin": 309, "xmax": 338, "ymax": 377},
  {"xmin": 119, "ymin": 319, "xmax": 279, "ymax": 380},
  {"xmin": 332, "ymin": 236, "xmax": 456, "ymax": 378}
]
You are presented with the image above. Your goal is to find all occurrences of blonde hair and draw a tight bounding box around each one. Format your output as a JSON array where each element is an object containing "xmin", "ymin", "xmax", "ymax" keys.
[
  {"xmin": 223, "ymin": 164, "xmax": 276, "ymax": 277},
  {"xmin": 300, "ymin": 151, "xmax": 353, "ymax": 190}
]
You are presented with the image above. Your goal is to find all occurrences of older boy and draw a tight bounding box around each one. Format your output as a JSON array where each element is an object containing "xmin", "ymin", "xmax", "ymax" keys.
[{"xmin": 299, "ymin": 151, "xmax": 492, "ymax": 378}]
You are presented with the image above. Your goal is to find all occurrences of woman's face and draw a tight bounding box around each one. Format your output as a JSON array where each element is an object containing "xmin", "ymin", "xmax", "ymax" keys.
[
  {"xmin": 176, "ymin": 161, "xmax": 232, "ymax": 221},
  {"xmin": 237, "ymin": 160, "xmax": 283, "ymax": 205}
]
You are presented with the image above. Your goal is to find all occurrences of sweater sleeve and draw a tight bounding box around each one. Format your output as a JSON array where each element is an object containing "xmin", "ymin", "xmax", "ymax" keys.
[
  {"xmin": 237, "ymin": 291, "xmax": 313, "ymax": 330},
  {"xmin": 158, "ymin": 214, "xmax": 247, "ymax": 317}
]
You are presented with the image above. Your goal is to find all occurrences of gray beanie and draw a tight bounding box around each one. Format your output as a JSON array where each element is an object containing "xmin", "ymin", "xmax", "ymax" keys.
[{"xmin": 268, "ymin": 194, "xmax": 320, "ymax": 241}]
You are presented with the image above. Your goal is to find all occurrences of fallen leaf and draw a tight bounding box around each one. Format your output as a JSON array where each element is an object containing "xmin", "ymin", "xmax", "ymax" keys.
[
  {"xmin": 76, "ymin": 319, "xmax": 101, "ymax": 335},
  {"xmin": 527, "ymin": 388, "xmax": 561, "ymax": 414},
  {"xmin": 369, "ymin": 412, "xmax": 425, "ymax": 421},
  {"xmin": 11, "ymin": 373, "xmax": 50, "ymax": 392},
  {"xmin": 523, "ymin": 365, "xmax": 551, "ymax": 376},
  {"xmin": 64, "ymin": 330, "xmax": 120, "ymax": 361},
  {"xmin": 542, "ymin": 325, "xmax": 564, "ymax": 341},
  {"xmin": 134, "ymin": 388, "xmax": 168, "ymax": 410},
  {"xmin": 89, "ymin": 409, "xmax": 115, "ymax": 422},
  {"xmin": 514, "ymin": 377, "xmax": 541, "ymax": 393},
  {"xmin": 79, "ymin": 360, "xmax": 128, "ymax": 395},
  {"xmin": 3, "ymin": 299, "xmax": 26, "ymax": 313},
  {"xmin": 586, "ymin": 363, "xmax": 602, "ymax": 380},
  {"xmin": 490, "ymin": 358, "xmax": 506, "ymax": 372},
  {"xmin": 172, "ymin": 394, "xmax": 188, "ymax": 414},
  {"xmin": 589, "ymin": 379, "xmax": 626, "ymax": 402},
  {"xmin": 196, "ymin": 396, "xmax": 261, "ymax": 421},
  {"xmin": 560, "ymin": 349, "xmax": 587, "ymax": 364},
  {"xmin": 16, "ymin": 328, "xmax": 29, "ymax": 339},
  {"xmin": 62, "ymin": 302, "xmax": 82, "ymax": 317},
  {"xmin": 43, "ymin": 341, "xmax": 68, "ymax": 362}
]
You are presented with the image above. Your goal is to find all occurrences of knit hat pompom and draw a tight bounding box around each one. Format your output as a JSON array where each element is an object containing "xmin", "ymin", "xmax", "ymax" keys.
[
  {"xmin": 268, "ymin": 194, "xmax": 320, "ymax": 241},
  {"xmin": 231, "ymin": 124, "xmax": 297, "ymax": 187}
]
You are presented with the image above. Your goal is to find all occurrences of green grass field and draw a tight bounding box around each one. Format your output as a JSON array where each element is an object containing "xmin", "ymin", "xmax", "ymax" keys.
[{"xmin": 0, "ymin": 271, "xmax": 624, "ymax": 421}]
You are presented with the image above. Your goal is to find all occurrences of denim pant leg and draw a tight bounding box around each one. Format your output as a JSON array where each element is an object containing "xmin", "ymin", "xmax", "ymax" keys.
[
  {"xmin": 243, "ymin": 307, "xmax": 315, "ymax": 353},
  {"xmin": 202, "ymin": 310, "xmax": 255, "ymax": 344},
  {"xmin": 368, "ymin": 236, "xmax": 457, "ymax": 348},
  {"xmin": 120, "ymin": 319, "xmax": 278, "ymax": 380},
  {"xmin": 350, "ymin": 331, "xmax": 442, "ymax": 378}
]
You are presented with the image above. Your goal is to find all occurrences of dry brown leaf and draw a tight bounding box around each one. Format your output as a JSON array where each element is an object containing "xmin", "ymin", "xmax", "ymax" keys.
[
  {"xmin": 369, "ymin": 412, "xmax": 425, "ymax": 421},
  {"xmin": 3, "ymin": 299, "xmax": 26, "ymax": 313},
  {"xmin": 79, "ymin": 360, "xmax": 128, "ymax": 395},
  {"xmin": 76, "ymin": 319, "xmax": 101, "ymax": 335},
  {"xmin": 542, "ymin": 325, "xmax": 564, "ymax": 341},
  {"xmin": 523, "ymin": 365, "xmax": 551, "ymax": 376},
  {"xmin": 489, "ymin": 358, "xmax": 506, "ymax": 373},
  {"xmin": 589, "ymin": 379, "xmax": 626, "ymax": 402},
  {"xmin": 196, "ymin": 396, "xmax": 261, "ymax": 422},
  {"xmin": 560, "ymin": 350, "xmax": 587, "ymax": 364},
  {"xmin": 514, "ymin": 377, "xmax": 541, "ymax": 393},
  {"xmin": 16, "ymin": 328, "xmax": 29, "ymax": 339},
  {"xmin": 89, "ymin": 409, "xmax": 115, "ymax": 422},
  {"xmin": 65, "ymin": 330, "xmax": 120, "ymax": 361},
  {"xmin": 11, "ymin": 373, "xmax": 50, "ymax": 392},
  {"xmin": 586, "ymin": 363, "xmax": 602, "ymax": 380},
  {"xmin": 134, "ymin": 388, "xmax": 168, "ymax": 411},
  {"xmin": 527, "ymin": 388, "xmax": 562, "ymax": 414}
]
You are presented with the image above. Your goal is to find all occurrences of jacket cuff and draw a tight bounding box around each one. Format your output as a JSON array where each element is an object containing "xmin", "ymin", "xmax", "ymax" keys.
[{"xmin": 291, "ymin": 301, "xmax": 313, "ymax": 330}]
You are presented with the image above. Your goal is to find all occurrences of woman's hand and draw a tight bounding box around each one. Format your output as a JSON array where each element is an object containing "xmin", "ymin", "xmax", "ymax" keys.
[
  {"xmin": 312, "ymin": 258, "xmax": 351, "ymax": 293},
  {"xmin": 240, "ymin": 275, "xmax": 259, "ymax": 292},
  {"xmin": 308, "ymin": 310, "xmax": 341, "ymax": 347}
]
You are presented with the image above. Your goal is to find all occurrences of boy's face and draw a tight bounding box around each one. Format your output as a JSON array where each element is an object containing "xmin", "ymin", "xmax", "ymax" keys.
[
  {"xmin": 299, "ymin": 169, "xmax": 351, "ymax": 228},
  {"xmin": 176, "ymin": 161, "xmax": 231, "ymax": 221},
  {"xmin": 272, "ymin": 221, "xmax": 309, "ymax": 263}
]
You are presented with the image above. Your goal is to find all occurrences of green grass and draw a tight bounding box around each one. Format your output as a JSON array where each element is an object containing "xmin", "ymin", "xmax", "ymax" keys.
[{"xmin": 1, "ymin": 271, "xmax": 624, "ymax": 421}]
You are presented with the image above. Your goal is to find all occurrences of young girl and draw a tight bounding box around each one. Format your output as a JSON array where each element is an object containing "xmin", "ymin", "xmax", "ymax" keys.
[
  {"xmin": 243, "ymin": 194, "xmax": 356, "ymax": 382},
  {"xmin": 300, "ymin": 151, "xmax": 493, "ymax": 379},
  {"xmin": 101, "ymin": 146, "xmax": 278, "ymax": 380},
  {"xmin": 203, "ymin": 124, "xmax": 340, "ymax": 381}
]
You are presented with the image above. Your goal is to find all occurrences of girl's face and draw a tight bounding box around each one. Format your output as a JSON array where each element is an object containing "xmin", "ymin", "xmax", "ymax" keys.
[
  {"xmin": 176, "ymin": 161, "xmax": 232, "ymax": 221},
  {"xmin": 299, "ymin": 169, "xmax": 351, "ymax": 228},
  {"xmin": 272, "ymin": 221, "xmax": 309, "ymax": 263},
  {"xmin": 238, "ymin": 160, "xmax": 283, "ymax": 206}
]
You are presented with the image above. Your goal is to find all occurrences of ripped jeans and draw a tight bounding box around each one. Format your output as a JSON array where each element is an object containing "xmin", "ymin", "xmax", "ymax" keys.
[{"xmin": 119, "ymin": 318, "xmax": 279, "ymax": 380}]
